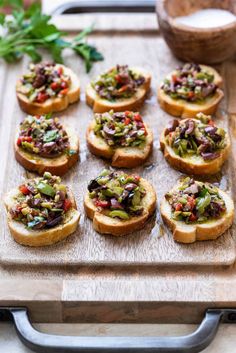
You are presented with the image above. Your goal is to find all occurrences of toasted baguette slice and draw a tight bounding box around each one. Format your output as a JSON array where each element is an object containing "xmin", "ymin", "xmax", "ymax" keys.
[
  {"xmin": 14, "ymin": 127, "xmax": 79, "ymax": 176},
  {"xmin": 160, "ymin": 119, "xmax": 230, "ymax": 175},
  {"xmin": 86, "ymin": 67, "xmax": 151, "ymax": 113},
  {"xmin": 158, "ymin": 65, "xmax": 224, "ymax": 119},
  {"xmin": 86, "ymin": 120, "xmax": 153, "ymax": 168},
  {"xmin": 84, "ymin": 178, "xmax": 156, "ymax": 236},
  {"xmin": 16, "ymin": 64, "xmax": 80, "ymax": 115},
  {"xmin": 4, "ymin": 189, "xmax": 80, "ymax": 247},
  {"xmin": 161, "ymin": 188, "xmax": 234, "ymax": 243}
]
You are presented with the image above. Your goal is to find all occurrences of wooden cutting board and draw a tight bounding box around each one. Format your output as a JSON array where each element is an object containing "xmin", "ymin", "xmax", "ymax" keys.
[
  {"xmin": 0, "ymin": 14, "xmax": 235, "ymax": 324},
  {"xmin": 0, "ymin": 15, "xmax": 235, "ymax": 267}
]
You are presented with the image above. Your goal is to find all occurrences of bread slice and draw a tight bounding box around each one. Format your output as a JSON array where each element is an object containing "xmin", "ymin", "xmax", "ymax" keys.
[
  {"xmin": 84, "ymin": 178, "xmax": 156, "ymax": 236},
  {"xmin": 16, "ymin": 65, "xmax": 80, "ymax": 115},
  {"xmin": 14, "ymin": 127, "xmax": 79, "ymax": 176},
  {"xmin": 86, "ymin": 67, "xmax": 151, "ymax": 113},
  {"xmin": 160, "ymin": 119, "xmax": 230, "ymax": 175},
  {"xmin": 86, "ymin": 120, "xmax": 153, "ymax": 168},
  {"xmin": 4, "ymin": 189, "xmax": 80, "ymax": 247},
  {"xmin": 158, "ymin": 65, "xmax": 224, "ymax": 119},
  {"xmin": 161, "ymin": 187, "xmax": 234, "ymax": 243}
]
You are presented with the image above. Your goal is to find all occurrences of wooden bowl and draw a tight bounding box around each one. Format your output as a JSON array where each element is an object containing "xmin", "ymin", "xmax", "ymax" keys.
[{"xmin": 156, "ymin": 0, "xmax": 236, "ymax": 64}]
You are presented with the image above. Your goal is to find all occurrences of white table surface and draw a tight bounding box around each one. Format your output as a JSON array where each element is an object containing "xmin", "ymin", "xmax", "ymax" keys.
[{"xmin": 0, "ymin": 323, "xmax": 235, "ymax": 352}]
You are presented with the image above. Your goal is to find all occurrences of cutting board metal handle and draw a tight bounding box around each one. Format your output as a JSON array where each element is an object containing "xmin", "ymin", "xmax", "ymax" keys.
[
  {"xmin": 0, "ymin": 307, "xmax": 236, "ymax": 353},
  {"xmin": 50, "ymin": 0, "xmax": 156, "ymax": 15}
]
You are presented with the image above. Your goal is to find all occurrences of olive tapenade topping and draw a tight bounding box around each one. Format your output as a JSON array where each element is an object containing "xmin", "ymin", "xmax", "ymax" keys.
[
  {"xmin": 94, "ymin": 110, "xmax": 147, "ymax": 147},
  {"xmin": 19, "ymin": 62, "xmax": 71, "ymax": 103},
  {"xmin": 17, "ymin": 114, "xmax": 73, "ymax": 158},
  {"xmin": 165, "ymin": 113, "xmax": 226, "ymax": 161},
  {"xmin": 165, "ymin": 177, "xmax": 226, "ymax": 224},
  {"xmin": 161, "ymin": 63, "xmax": 217, "ymax": 102},
  {"xmin": 10, "ymin": 172, "xmax": 72, "ymax": 230},
  {"xmin": 88, "ymin": 169, "xmax": 146, "ymax": 219},
  {"xmin": 92, "ymin": 65, "xmax": 145, "ymax": 101}
]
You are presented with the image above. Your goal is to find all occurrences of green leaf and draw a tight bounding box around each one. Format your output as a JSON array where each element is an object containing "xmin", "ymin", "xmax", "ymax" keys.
[
  {"xmin": 89, "ymin": 45, "xmax": 104, "ymax": 61},
  {"xmin": 43, "ymin": 130, "xmax": 59, "ymax": 143},
  {"xmin": 0, "ymin": 13, "xmax": 5, "ymax": 25},
  {"xmin": 44, "ymin": 32, "xmax": 62, "ymax": 42},
  {"xmin": 22, "ymin": 45, "xmax": 41, "ymax": 62},
  {"xmin": 45, "ymin": 113, "xmax": 52, "ymax": 120},
  {"xmin": 74, "ymin": 26, "xmax": 93, "ymax": 42},
  {"xmin": 47, "ymin": 42, "xmax": 63, "ymax": 63},
  {"xmin": 0, "ymin": 0, "xmax": 23, "ymax": 9},
  {"xmin": 24, "ymin": 2, "xmax": 41, "ymax": 18}
]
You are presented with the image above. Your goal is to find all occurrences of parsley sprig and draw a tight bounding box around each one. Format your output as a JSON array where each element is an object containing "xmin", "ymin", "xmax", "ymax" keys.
[{"xmin": 0, "ymin": 0, "xmax": 104, "ymax": 71}]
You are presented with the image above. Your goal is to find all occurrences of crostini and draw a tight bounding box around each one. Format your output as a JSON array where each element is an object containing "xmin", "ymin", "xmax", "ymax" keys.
[
  {"xmin": 86, "ymin": 65, "xmax": 151, "ymax": 113},
  {"xmin": 4, "ymin": 172, "xmax": 80, "ymax": 246},
  {"xmin": 16, "ymin": 62, "xmax": 80, "ymax": 115},
  {"xmin": 86, "ymin": 110, "xmax": 153, "ymax": 168},
  {"xmin": 160, "ymin": 113, "xmax": 230, "ymax": 175},
  {"xmin": 15, "ymin": 114, "xmax": 79, "ymax": 176},
  {"xmin": 158, "ymin": 63, "xmax": 224, "ymax": 118},
  {"xmin": 84, "ymin": 169, "xmax": 156, "ymax": 236},
  {"xmin": 161, "ymin": 177, "xmax": 234, "ymax": 243}
]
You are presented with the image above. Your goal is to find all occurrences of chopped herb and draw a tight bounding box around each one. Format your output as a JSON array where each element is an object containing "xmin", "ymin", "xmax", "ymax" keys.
[{"xmin": 0, "ymin": 1, "xmax": 103, "ymax": 72}]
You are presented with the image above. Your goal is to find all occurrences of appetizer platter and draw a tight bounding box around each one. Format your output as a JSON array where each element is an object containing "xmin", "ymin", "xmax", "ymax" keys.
[
  {"xmin": 0, "ymin": 11, "xmax": 236, "ymax": 327},
  {"xmin": 0, "ymin": 16, "xmax": 235, "ymax": 267}
]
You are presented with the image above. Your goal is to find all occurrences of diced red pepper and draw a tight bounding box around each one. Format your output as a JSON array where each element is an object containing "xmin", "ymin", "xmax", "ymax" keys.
[
  {"xmin": 115, "ymin": 74, "xmax": 123, "ymax": 83},
  {"xmin": 57, "ymin": 67, "xmax": 63, "ymax": 75},
  {"xmin": 175, "ymin": 203, "xmax": 183, "ymax": 211},
  {"xmin": 188, "ymin": 91, "xmax": 195, "ymax": 99},
  {"xmin": 187, "ymin": 196, "xmax": 196, "ymax": 210},
  {"xmin": 94, "ymin": 199, "xmax": 110, "ymax": 208},
  {"xmin": 60, "ymin": 88, "xmax": 69, "ymax": 96},
  {"xmin": 19, "ymin": 184, "xmax": 30, "ymax": 195},
  {"xmin": 16, "ymin": 205, "xmax": 23, "ymax": 212},
  {"xmin": 133, "ymin": 175, "xmax": 140, "ymax": 182},
  {"xmin": 124, "ymin": 117, "xmax": 131, "ymax": 125},
  {"xmin": 189, "ymin": 213, "xmax": 197, "ymax": 222},
  {"xmin": 36, "ymin": 92, "xmax": 49, "ymax": 103},
  {"xmin": 143, "ymin": 128, "xmax": 148, "ymax": 136},
  {"xmin": 17, "ymin": 136, "xmax": 33, "ymax": 146},
  {"xmin": 118, "ymin": 85, "xmax": 129, "ymax": 93},
  {"xmin": 172, "ymin": 74, "xmax": 182, "ymax": 84},
  {"xmin": 172, "ymin": 74, "xmax": 177, "ymax": 83},
  {"xmin": 134, "ymin": 113, "xmax": 142, "ymax": 122},
  {"xmin": 63, "ymin": 198, "xmax": 72, "ymax": 212},
  {"xmin": 125, "ymin": 111, "xmax": 130, "ymax": 116},
  {"xmin": 17, "ymin": 138, "xmax": 21, "ymax": 146},
  {"xmin": 208, "ymin": 119, "xmax": 215, "ymax": 126},
  {"xmin": 51, "ymin": 82, "xmax": 60, "ymax": 91}
]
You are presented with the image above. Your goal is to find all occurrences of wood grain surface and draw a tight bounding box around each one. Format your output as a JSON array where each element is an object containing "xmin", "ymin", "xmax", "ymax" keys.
[
  {"xmin": 0, "ymin": 26, "xmax": 235, "ymax": 267},
  {"xmin": 0, "ymin": 14, "xmax": 236, "ymax": 324}
]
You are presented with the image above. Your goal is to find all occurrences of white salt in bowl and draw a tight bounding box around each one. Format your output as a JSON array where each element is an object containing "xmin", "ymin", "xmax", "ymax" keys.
[{"xmin": 156, "ymin": 0, "xmax": 236, "ymax": 64}]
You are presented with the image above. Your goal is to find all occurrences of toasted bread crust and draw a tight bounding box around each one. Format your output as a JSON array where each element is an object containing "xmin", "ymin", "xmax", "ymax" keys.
[
  {"xmin": 84, "ymin": 178, "xmax": 156, "ymax": 236},
  {"xmin": 16, "ymin": 65, "xmax": 80, "ymax": 115},
  {"xmin": 86, "ymin": 120, "xmax": 153, "ymax": 168},
  {"xmin": 86, "ymin": 68, "xmax": 151, "ymax": 113},
  {"xmin": 158, "ymin": 65, "xmax": 224, "ymax": 119},
  {"xmin": 160, "ymin": 119, "xmax": 230, "ymax": 175},
  {"xmin": 4, "ymin": 189, "xmax": 80, "ymax": 246},
  {"xmin": 14, "ymin": 127, "xmax": 79, "ymax": 176},
  {"xmin": 161, "ymin": 187, "xmax": 234, "ymax": 243}
]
